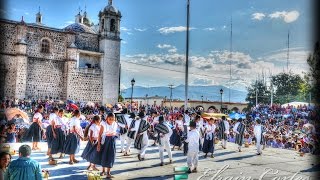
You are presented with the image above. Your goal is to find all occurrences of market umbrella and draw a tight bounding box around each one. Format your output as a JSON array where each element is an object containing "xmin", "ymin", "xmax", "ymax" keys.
[
  {"xmin": 5, "ymin": 108, "xmax": 29, "ymax": 121},
  {"xmin": 228, "ymin": 112, "xmax": 246, "ymax": 120},
  {"xmin": 70, "ymin": 103, "xmax": 79, "ymax": 110}
]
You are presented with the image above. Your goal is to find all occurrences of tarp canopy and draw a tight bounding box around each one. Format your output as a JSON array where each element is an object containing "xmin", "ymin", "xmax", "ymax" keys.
[
  {"xmin": 281, "ymin": 102, "xmax": 314, "ymax": 108},
  {"xmin": 201, "ymin": 113, "xmax": 228, "ymax": 120}
]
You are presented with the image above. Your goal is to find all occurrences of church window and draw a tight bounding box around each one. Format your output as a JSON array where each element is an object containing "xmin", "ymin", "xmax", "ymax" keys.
[
  {"xmin": 41, "ymin": 39, "xmax": 50, "ymax": 53},
  {"xmin": 110, "ymin": 19, "xmax": 115, "ymax": 32}
]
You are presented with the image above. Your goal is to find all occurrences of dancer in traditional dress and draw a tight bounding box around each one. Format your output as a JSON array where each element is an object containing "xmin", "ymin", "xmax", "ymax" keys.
[
  {"xmin": 233, "ymin": 118, "xmax": 246, "ymax": 152},
  {"xmin": 118, "ymin": 113, "xmax": 133, "ymax": 153},
  {"xmin": 46, "ymin": 107, "xmax": 58, "ymax": 158},
  {"xmin": 202, "ymin": 118, "xmax": 216, "ymax": 158},
  {"xmin": 185, "ymin": 121, "xmax": 200, "ymax": 173},
  {"xmin": 97, "ymin": 113, "xmax": 118, "ymax": 178},
  {"xmin": 218, "ymin": 116, "xmax": 229, "ymax": 149},
  {"xmin": 170, "ymin": 114, "xmax": 184, "ymax": 150},
  {"xmin": 155, "ymin": 116, "xmax": 173, "ymax": 166},
  {"xmin": 150, "ymin": 111, "xmax": 159, "ymax": 146},
  {"xmin": 64, "ymin": 110, "xmax": 83, "ymax": 164},
  {"xmin": 124, "ymin": 113, "xmax": 136, "ymax": 156},
  {"xmin": 134, "ymin": 112, "xmax": 150, "ymax": 161},
  {"xmin": 183, "ymin": 110, "xmax": 191, "ymax": 155},
  {"xmin": 50, "ymin": 109, "xmax": 66, "ymax": 159},
  {"xmin": 254, "ymin": 118, "xmax": 265, "ymax": 155},
  {"xmin": 81, "ymin": 115, "xmax": 101, "ymax": 171},
  {"xmin": 194, "ymin": 115, "xmax": 204, "ymax": 151},
  {"xmin": 28, "ymin": 105, "xmax": 44, "ymax": 150}
]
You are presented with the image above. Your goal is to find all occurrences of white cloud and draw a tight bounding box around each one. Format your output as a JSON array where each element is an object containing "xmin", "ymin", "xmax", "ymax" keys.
[
  {"xmin": 120, "ymin": 27, "xmax": 131, "ymax": 31},
  {"xmin": 269, "ymin": 10, "xmax": 300, "ymax": 23},
  {"xmin": 157, "ymin": 44, "xmax": 172, "ymax": 49},
  {"xmin": 121, "ymin": 48, "xmax": 309, "ymax": 89},
  {"xmin": 127, "ymin": 32, "xmax": 133, "ymax": 35},
  {"xmin": 134, "ymin": 28, "xmax": 147, "ymax": 32},
  {"xmin": 221, "ymin": 25, "xmax": 227, "ymax": 30},
  {"xmin": 251, "ymin": 12, "xmax": 265, "ymax": 21},
  {"xmin": 158, "ymin": 26, "xmax": 195, "ymax": 34},
  {"xmin": 157, "ymin": 44, "xmax": 178, "ymax": 53},
  {"xmin": 204, "ymin": 27, "xmax": 216, "ymax": 31},
  {"xmin": 121, "ymin": 41, "xmax": 127, "ymax": 44},
  {"xmin": 24, "ymin": 12, "xmax": 29, "ymax": 15}
]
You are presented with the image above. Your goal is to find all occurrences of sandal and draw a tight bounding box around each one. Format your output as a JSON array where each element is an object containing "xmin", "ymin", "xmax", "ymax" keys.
[
  {"xmin": 73, "ymin": 159, "xmax": 79, "ymax": 163},
  {"xmin": 69, "ymin": 161, "xmax": 74, "ymax": 165},
  {"xmin": 100, "ymin": 172, "xmax": 106, "ymax": 176},
  {"xmin": 106, "ymin": 174, "xmax": 114, "ymax": 178},
  {"xmin": 92, "ymin": 167, "xmax": 99, "ymax": 171}
]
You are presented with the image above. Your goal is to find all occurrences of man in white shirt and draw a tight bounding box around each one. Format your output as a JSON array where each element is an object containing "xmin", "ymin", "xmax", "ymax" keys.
[
  {"xmin": 185, "ymin": 121, "xmax": 200, "ymax": 173},
  {"xmin": 155, "ymin": 116, "xmax": 173, "ymax": 166},
  {"xmin": 118, "ymin": 113, "xmax": 133, "ymax": 153},
  {"xmin": 254, "ymin": 118, "xmax": 265, "ymax": 155},
  {"xmin": 218, "ymin": 116, "xmax": 230, "ymax": 149}
]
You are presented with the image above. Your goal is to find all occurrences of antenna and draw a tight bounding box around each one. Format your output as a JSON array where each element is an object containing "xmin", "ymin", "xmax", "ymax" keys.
[
  {"xmin": 287, "ymin": 30, "xmax": 290, "ymax": 72},
  {"xmin": 229, "ymin": 16, "xmax": 232, "ymax": 103}
]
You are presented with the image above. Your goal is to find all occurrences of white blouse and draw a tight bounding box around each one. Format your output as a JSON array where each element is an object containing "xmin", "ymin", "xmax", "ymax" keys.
[
  {"xmin": 101, "ymin": 121, "xmax": 118, "ymax": 135},
  {"xmin": 33, "ymin": 112, "xmax": 43, "ymax": 122},
  {"xmin": 89, "ymin": 124, "xmax": 101, "ymax": 138}
]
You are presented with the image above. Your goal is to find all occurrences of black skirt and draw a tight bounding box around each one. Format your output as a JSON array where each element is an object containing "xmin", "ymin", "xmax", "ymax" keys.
[
  {"xmin": 202, "ymin": 134, "xmax": 214, "ymax": 153},
  {"xmin": 51, "ymin": 128, "xmax": 65, "ymax": 154},
  {"xmin": 46, "ymin": 125, "xmax": 53, "ymax": 148},
  {"xmin": 63, "ymin": 133, "xmax": 80, "ymax": 155},
  {"xmin": 99, "ymin": 136, "xmax": 116, "ymax": 168},
  {"xmin": 81, "ymin": 140, "xmax": 101, "ymax": 165},
  {"xmin": 170, "ymin": 129, "xmax": 182, "ymax": 146},
  {"xmin": 28, "ymin": 122, "xmax": 42, "ymax": 142}
]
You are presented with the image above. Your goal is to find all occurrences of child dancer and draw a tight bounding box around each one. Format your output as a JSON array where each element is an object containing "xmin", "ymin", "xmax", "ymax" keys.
[
  {"xmin": 185, "ymin": 121, "xmax": 200, "ymax": 173},
  {"xmin": 81, "ymin": 115, "xmax": 101, "ymax": 171},
  {"xmin": 97, "ymin": 113, "xmax": 118, "ymax": 178}
]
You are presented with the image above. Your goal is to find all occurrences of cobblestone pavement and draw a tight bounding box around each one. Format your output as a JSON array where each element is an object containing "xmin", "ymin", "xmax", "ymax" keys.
[{"xmin": 7, "ymin": 141, "xmax": 319, "ymax": 180}]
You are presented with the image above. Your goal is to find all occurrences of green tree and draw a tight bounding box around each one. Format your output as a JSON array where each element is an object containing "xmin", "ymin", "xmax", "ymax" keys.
[
  {"xmin": 307, "ymin": 42, "xmax": 320, "ymax": 105},
  {"xmin": 271, "ymin": 72, "xmax": 303, "ymax": 104},
  {"xmin": 245, "ymin": 79, "xmax": 271, "ymax": 108},
  {"xmin": 118, "ymin": 95, "xmax": 124, "ymax": 102}
]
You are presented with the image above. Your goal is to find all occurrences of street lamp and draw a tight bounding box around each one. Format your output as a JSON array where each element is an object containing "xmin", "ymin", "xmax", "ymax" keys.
[
  {"xmin": 130, "ymin": 78, "xmax": 135, "ymax": 112},
  {"xmin": 220, "ymin": 89, "xmax": 223, "ymax": 112},
  {"xmin": 145, "ymin": 94, "xmax": 148, "ymax": 106}
]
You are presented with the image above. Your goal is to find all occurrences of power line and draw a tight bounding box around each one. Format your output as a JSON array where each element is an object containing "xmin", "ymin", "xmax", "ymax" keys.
[{"xmin": 121, "ymin": 60, "xmax": 232, "ymax": 80}]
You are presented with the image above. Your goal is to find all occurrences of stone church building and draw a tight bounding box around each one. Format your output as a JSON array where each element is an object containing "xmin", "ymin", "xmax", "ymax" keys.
[{"xmin": 0, "ymin": 0, "xmax": 121, "ymax": 105}]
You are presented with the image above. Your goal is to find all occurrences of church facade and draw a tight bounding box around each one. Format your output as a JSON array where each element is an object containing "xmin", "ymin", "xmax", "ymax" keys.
[{"xmin": 0, "ymin": 0, "xmax": 121, "ymax": 105}]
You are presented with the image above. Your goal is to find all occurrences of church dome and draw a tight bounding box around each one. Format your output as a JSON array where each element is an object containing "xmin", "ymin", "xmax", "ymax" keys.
[{"xmin": 64, "ymin": 23, "xmax": 96, "ymax": 34}]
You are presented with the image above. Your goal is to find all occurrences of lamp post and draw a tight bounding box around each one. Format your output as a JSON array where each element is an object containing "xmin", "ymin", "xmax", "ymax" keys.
[
  {"xmin": 145, "ymin": 94, "xmax": 148, "ymax": 106},
  {"xmin": 220, "ymin": 89, "xmax": 223, "ymax": 112},
  {"xmin": 169, "ymin": 84, "xmax": 174, "ymax": 110},
  {"xmin": 130, "ymin": 78, "xmax": 135, "ymax": 113}
]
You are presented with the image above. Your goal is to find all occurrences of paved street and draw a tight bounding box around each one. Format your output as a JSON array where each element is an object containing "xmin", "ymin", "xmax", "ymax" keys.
[{"xmin": 7, "ymin": 140, "xmax": 319, "ymax": 180}]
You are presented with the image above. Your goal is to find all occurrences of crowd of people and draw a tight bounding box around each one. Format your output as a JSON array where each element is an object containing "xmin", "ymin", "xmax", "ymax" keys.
[{"xmin": 0, "ymin": 97, "xmax": 318, "ymax": 179}]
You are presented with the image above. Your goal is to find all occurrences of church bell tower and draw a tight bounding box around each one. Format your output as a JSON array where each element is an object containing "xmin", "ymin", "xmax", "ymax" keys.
[{"xmin": 99, "ymin": 0, "xmax": 122, "ymax": 105}]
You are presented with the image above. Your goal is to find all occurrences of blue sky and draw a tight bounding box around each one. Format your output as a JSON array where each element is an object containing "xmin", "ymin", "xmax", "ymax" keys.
[{"xmin": 2, "ymin": 0, "xmax": 312, "ymax": 91}]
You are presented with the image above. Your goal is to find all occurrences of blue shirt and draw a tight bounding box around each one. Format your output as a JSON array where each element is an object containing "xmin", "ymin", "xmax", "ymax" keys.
[{"xmin": 4, "ymin": 157, "xmax": 42, "ymax": 180}]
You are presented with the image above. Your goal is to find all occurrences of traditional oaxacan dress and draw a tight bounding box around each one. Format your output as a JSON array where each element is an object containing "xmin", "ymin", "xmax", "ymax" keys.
[
  {"xmin": 46, "ymin": 113, "xmax": 56, "ymax": 150},
  {"xmin": 218, "ymin": 120, "xmax": 230, "ymax": 148},
  {"xmin": 81, "ymin": 123, "xmax": 101, "ymax": 165},
  {"xmin": 155, "ymin": 122, "xmax": 173, "ymax": 163},
  {"xmin": 133, "ymin": 118, "xmax": 150, "ymax": 158},
  {"xmin": 170, "ymin": 119, "xmax": 183, "ymax": 147},
  {"xmin": 254, "ymin": 124, "xmax": 266, "ymax": 154},
  {"xmin": 28, "ymin": 112, "xmax": 43, "ymax": 142},
  {"xmin": 99, "ymin": 121, "xmax": 118, "ymax": 168},
  {"xmin": 202, "ymin": 123, "xmax": 216, "ymax": 154},
  {"xmin": 63, "ymin": 117, "xmax": 82, "ymax": 155},
  {"xmin": 51, "ymin": 115, "xmax": 66, "ymax": 154},
  {"xmin": 117, "ymin": 114, "xmax": 131, "ymax": 152},
  {"xmin": 233, "ymin": 122, "xmax": 246, "ymax": 148}
]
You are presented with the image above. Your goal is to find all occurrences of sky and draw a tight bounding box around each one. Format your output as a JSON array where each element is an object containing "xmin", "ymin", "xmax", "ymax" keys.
[{"xmin": 2, "ymin": 0, "xmax": 313, "ymax": 92}]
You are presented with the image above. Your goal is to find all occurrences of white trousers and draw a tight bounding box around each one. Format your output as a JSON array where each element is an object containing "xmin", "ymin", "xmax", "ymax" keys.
[
  {"xmin": 187, "ymin": 150, "xmax": 199, "ymax": 169},
  {"xmin": 120, "ymin": 133, "xmax": 129, "ymax": 151},
  {"xmin": 256, "ymin": 137, "xmax": 262, "ymax": 153},
  {"xmin": 138, "ymin": 134, "xmax": 149, "ymax": 158},
  {"xmin": 221, "ymin": 139, "xmax": 227, "ymax": 148},
  {"xmin": 125, "ymin": 138, "xmax": 134, "ymax": 153},
  {"xmin": 159, "ymin": 137, "xmax": 172, "ymax": 163}
]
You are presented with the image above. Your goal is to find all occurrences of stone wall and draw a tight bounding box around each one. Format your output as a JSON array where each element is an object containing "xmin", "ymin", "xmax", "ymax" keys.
[
  {"xmin": 75, "ymin": 33, "xmax": 99, "ymax": 52},
  {"xmin": 0, "ymin": 22, "xmax": 17, "ymax": 55},
  {"xmin": 66, "ymin": 71, "xmax": 103, "ymax": 102},
  {"xmin": 0, "ymin": 55, "xmax": 17, "ymax": 99},
  {"xmin": 25, "ymin": 26, "xmax": 67, "ymax": 60},
  {"xmin": 25, "ymin": 57, "xmax": 65, "ymax": 99}
]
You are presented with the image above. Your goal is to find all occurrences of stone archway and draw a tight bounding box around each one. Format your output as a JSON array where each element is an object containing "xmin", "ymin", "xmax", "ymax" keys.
[
  {"xmin": 231, "ymin": 107, "xmax": 239, "ymax": 112},
  {"xmin": 207, "ymin": 106, "xmax": 216, "ymax": 112},
  {"xmin": 195, "ymin": 105, "xmax": 204, "ymax": 112}
]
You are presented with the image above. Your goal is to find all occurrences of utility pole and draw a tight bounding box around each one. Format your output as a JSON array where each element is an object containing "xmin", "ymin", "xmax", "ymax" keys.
[
  {"xmin": 169, "ymin": 84, "xmax": 174, "ymax": 110},
  {"xmin": 184, "ymin": 0, "xmax": 190, "ymax": 111}
]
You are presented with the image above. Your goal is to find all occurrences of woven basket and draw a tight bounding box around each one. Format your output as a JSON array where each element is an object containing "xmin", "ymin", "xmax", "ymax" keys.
[
  {"xmin": 48, "ymin": 159, "xmax": 57, "ymax": 165},
  {"xmin": 87, "ymin": 172, "xmax": 102, "ymax": 180},
  {"xmin": 244, "ymin": 142, "xmax": 249, "ymax": 148}
]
